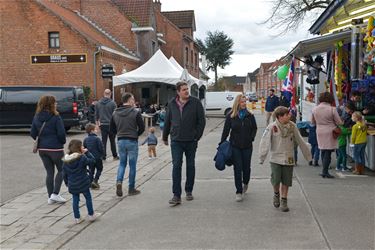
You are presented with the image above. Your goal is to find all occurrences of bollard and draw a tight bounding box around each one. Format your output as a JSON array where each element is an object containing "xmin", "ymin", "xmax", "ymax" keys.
[
  {"xmin": 261, "ymin": 97, "xmax": 265, "ymax": 113},
  {"xmin": 252, "ymin": 101, "xmax": 256, "ymax": 110}
]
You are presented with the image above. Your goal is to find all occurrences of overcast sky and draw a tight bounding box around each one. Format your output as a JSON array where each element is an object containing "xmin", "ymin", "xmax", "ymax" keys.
[{"xmin": 161, "ymin": 0, "xmax": 319, "ymax": 79}]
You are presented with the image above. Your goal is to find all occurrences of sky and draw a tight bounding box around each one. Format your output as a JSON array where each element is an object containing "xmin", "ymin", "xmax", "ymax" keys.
[{"xmin": 161, "ymin": 0, "xmax": 319, "ymax": 79}]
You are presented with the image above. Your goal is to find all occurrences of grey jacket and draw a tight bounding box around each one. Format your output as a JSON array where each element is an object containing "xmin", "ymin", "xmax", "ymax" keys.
[
  {"xmin": 110, "ymin": 105, "xmax": 145, "ymax": 140},
  {"xmin": 95, "ymin": 97, "xmax": 117, "ymax": 125}
]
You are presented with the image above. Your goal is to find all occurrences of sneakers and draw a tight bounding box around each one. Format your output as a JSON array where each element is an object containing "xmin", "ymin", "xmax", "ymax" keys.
[
  {"xmin": 91, "ymin": 181, "xmax": 100, "ymax": 189},
  {"xmin": 47, "ymin": 198, "xmax": 56, "ymax": 205},
  {"xmin": 116, "ymin": 182, "xmax": 123, "ymax": 197},
  {"xmin": 148, "ymin": 157, "xmax": 153, "ymax": 160},
  {"xmin": 335, "ymin": 167, "xmax": 342, "ymax": 171},
  {"xmin": 243, "ymin": 184, "xmax": 248, "ymax": 194},
  {"xmin": 168, "ymin": 196, "xmax": 181, "ymax": 205},
  {"xmin": 280, "ymin": 198, "xmax": 289, "ymax": 212},
  {"xmin": 50, "ymin": 193, "xmax": 67, "ymax": 203},
  {"xmin": 88, "ymin": 212, "xmax": 102, "ymax": 222},
  {"xmin": 128, "ymin": 188, "xmax": 141, "ymax": 196},
  {"xmin": 273, "ymin": 193, "xmax": 280, "ymax": 208},
  {"xmin": 75, "ymin": 217, "xmax": 84, "ymax": 224},
  {"xmin": 235, "ymin": 193, "xmax": 243, "ymax": 202},
  {"xmin": 186, "ymin": 192, "xmax": 194, "ymax": 201}
]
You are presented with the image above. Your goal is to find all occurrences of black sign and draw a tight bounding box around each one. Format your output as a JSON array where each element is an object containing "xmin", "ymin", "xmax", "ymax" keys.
[
  {"xmin": 31, "ymin": 54, "xmax": 87, "ymax": 64},
  {"xmin": 101, "ymin": 65, "xmax": 115, "ymax": 78}
]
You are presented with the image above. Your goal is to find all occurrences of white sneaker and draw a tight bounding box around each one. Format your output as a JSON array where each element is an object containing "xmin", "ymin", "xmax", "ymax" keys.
[
  {"xmin": 148, "ymin": 157, "xmax": 153, "ymax": 160},
  {"xmin": 235, "ymin": 193, "xmax": 243, "ymax": 202},
  {"xmin": 47, "ymin": 198, "xmax": 56, "ymax": 205},
  {"xmin": 50, "ymin": 193, "xmax": 67, "ymax": 203},
  {"xmin": 75, "ymin": 218, "xmax": 84, "ymax": 224},
  {"xmin": 88, "ymin": 212, "xmax": 102, "ymax": 222},
  {"xmin": 243, "ymin": 184, "xmax": 248, "ymax": 194}
]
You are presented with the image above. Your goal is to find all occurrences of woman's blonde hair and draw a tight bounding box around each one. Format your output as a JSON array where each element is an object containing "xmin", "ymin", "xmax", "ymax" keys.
[
  {"xmin": 231, "ymin": 94, "xmax": 246, "ymax": 118},
  {"xmin": 36, "ymin": 95, "xmax": 58, "ymax": 115}
]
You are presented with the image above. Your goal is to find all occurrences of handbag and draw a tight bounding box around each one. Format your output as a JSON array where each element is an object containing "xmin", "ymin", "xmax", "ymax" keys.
[
  {"xmin": 33, "ymin": 121, "xmax": 47, "ymax": 153},
  {"xmin": 331, "ymin": 108, "xmax": 342, "ymax": 139}
]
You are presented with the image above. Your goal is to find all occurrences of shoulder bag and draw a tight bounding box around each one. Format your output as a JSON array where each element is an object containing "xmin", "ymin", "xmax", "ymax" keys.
[{"xmin": 33, "ymin": 121, "xmax": 47, "ymax": 153}]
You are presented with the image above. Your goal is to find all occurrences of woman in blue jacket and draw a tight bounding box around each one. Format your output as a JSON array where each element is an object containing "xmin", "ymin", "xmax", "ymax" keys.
[
  {"xmin": 31, "ymin": 95, "xmax": 66, "ymax": 205},
  {"xmin": 221, "ymin": 94, "xmax": 257, "ymax": 202}
]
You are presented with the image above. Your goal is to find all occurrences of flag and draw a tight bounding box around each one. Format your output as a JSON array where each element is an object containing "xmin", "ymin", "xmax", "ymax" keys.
[{"xmin": 281, "ymin": 57, "xmax": 296, "ymax": 110}]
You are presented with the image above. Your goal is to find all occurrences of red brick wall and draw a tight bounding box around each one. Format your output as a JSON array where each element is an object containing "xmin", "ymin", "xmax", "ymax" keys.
[{"xmin": 53, "ymin": 0, "xmax": 81, "ymax": 12}]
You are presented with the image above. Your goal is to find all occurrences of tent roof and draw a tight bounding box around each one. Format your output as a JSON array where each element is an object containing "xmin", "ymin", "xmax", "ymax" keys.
[
  {"xmin": 169, "ymin": 57, "xmax": 207, "ymax": 88},
  {"xmin": 113, "ymin": 50, "xmax": 185, "ymax": 86}
]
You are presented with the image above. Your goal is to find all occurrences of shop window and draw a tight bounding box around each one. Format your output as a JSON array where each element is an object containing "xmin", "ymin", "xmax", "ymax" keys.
[{"xmin": 49, "ymin": 32, "xmax": 60, "ymax": 48}]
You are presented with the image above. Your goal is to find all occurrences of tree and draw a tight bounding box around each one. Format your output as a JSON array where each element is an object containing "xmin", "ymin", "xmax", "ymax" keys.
[
  {"xmin": 262, "ymin": 0, "xmax": 332, "ymax": 36},
  {"xmin": 196, "ymin": 31, "xmax": 234, "ymax": 84}
]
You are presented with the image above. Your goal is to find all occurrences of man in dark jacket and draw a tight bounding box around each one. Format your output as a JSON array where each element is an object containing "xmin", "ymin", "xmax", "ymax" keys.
[
  {"xmin": 95, "ymin": 89, "xmax": 118, "ymax": 160},
  {"xmin": 110, "ymin": 92, "xmax": 145, "ymax": 197},
  {"xmin": 163, "ymin": 82, "xmax": 206, "ymax": 205},
  {"xmin": 265, "ymin": 89, "xmax": 279, "ymax": 125}
]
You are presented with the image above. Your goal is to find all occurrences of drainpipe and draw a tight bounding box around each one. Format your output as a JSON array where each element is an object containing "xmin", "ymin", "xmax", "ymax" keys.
[{"xmin": 93, "ymin": 46, "xmax": 101, "ymax": 99}]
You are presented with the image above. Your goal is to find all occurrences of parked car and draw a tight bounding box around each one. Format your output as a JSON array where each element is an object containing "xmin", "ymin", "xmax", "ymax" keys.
[
  {"xmin": 245, "ymin": 92, "xmax": 258, "ymax": 102},
  {"xmin": 0, "ymin": 86, "xmax": 88, "ymax": 131},
  {"xmin": 205, "ymin": 91, "xmax": 243, "ymax": 116}
]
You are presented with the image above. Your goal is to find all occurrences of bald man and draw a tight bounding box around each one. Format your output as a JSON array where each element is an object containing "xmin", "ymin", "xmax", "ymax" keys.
[{"xmin": 95, "ymin": 89, "xmax": 118, "ymax": 160}]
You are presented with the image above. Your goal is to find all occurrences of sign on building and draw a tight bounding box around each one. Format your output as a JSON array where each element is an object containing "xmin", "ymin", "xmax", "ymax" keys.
[
  {"xmin": 31, "ymin": 54, "xmax": 87, "ymax": 64},
  {"xmin": 101, "ymin": 64, "xmax": 115, "ymax": 78}
]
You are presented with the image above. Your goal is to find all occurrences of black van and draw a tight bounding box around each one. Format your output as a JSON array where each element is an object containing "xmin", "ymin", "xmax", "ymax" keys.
[{"xmin": 0, "ymin": 86, "xmax": 88, "ymax": 131}]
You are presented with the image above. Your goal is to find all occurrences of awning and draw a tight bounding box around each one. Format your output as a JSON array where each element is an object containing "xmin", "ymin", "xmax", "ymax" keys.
[{"xmin": 284, "ymin": 30, "xmax": 351, "ymax": 60}]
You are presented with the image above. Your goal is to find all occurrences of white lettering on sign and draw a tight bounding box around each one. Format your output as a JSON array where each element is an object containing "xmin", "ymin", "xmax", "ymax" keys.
[{"xmin": 50, "ymin": 55, "xmax": 67, "ymax": 63}]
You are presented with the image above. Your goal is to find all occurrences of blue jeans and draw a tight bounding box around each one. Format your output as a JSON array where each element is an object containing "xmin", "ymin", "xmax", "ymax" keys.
[
  {"xmin": 171, "ymin": 141, "xmax": 197, "ymax": 197},
  {"xmin": 311, "ymin": 143, "xmax": 320, "ymax": 162},
  {"xmin": 232, "ymin": 146, "xmax": 252, "ymax": 194},
  {"xmin": 353, "ymin": 143, "xmax": 366, "ymax": 165},
  {"xmin": 336, "ymin": 145, "xmax": 347, "ymax": 169},
  {"xmin": 116, "ymin": 139, "xmax": 139, "ymax": 189},
  {"xmin": 72, "ymin": 190, "xmax": 93, "ymax": 219}
]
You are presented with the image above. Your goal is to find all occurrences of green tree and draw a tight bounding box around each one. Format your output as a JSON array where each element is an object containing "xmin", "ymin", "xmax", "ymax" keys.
[{"xmin": 196, "ymin": 31, "xmax": 234, "ymax": 84}]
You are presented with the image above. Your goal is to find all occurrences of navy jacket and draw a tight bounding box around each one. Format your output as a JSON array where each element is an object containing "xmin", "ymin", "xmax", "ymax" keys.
[
  {"xmin": 62, "ymin": 152, "xmax": 95, "ymax": 194},
  {"xmin": 30, "ymin": 111, "xmax": 66, "ymax": 149},
  {"xmin": 83, "ymin": 133, "xmax": 104, "ymax": 160},
  {"xmin": 213, "ymin": 140, "xmax": 233, "ymax": 171},
  {"xmin": 265, "ymin": 95, "xmax": 280, "ymax": 112},
  {"xmin": 141, "ymin": 133, "xmax": 158, "ymax": 146}
]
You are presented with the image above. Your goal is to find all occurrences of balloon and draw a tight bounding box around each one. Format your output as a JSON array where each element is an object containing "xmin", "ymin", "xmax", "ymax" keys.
[{"xmin": 277, "ymin": 65, "xmax": 289, "ymax": 80}]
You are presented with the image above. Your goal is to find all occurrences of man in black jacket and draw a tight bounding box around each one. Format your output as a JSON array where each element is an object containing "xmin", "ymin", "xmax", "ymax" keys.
[{"xmin": 163, "ymin": 82, "xmax": 206, "ymax": 205}]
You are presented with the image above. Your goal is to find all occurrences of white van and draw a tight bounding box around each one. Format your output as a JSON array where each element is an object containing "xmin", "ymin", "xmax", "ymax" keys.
[{"xmin": 205, "ymin": 91, "xmax": 243, "ymax": 116}]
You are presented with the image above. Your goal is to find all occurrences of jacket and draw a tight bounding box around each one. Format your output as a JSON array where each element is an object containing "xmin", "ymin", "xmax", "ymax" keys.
[
  {"xmin": 213, "ymin": 140, "xmax": 233, "ymax": 171},
  {"xmin": 337, "ymin": 125, "xmax": 351, "ymax": 147},
  {"xmin": 30, "ymin": 111, "xmax": 66, "ymax": 150},
  {"xmin": 83, "ymin": 133, "xmax": 104, "ymax": 159},
  {"xmin": 259, "ymin": 120, "xmax": 312, "ymax": 166},
  {"xmin": 265, "ymin": 95, "xmax": 279, "ymax": 112},
  {"xmin": 163, "ymin": 96, "xmax": 206, "ymax": 142},
  {"xmin": 351, "ymin": 121, "xmax": 367, "ymax": 145},
  {"xmin": 62, "ymin": 152, "xmax": 96, "ymax": 194},
  {"xmin": 110, "ymin": 105, "xmax": 145, "ymax": 140},
  {"xmin": 221, "ymin": 109, "xmax": 257, "ymax": 149},
  {"xmin": 95, "ymin": 97, "xmax": 117, "ymax": 125},
  {"xmin": 142, "ymin": 133, "xmax": 158, "ymax": 146}
]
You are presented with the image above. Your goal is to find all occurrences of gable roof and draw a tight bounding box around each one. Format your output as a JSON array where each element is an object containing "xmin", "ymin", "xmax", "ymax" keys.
[
  {"xmin": 37, "ymin": 0, "xmax": 139, "ymax": 60},
  {"xmin": 161, "ymin": 10, "xmax": 196, "ymax": 31},
  {"xmin": 111, "ymin": 0, "xmax": 153, "ymax": 27},
  {"xmin": 222, "ymin": 75, "xmax": 246, "ymax": 85}
]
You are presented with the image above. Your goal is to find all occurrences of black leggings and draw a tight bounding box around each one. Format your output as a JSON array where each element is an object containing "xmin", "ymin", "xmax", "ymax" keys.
[{"xmin": 39, "ymin": 150, "xmax": 64, "ymax": 198}]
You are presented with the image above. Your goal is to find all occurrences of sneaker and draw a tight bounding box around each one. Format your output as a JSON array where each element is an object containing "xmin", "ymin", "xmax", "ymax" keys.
[
  {"xmin": 50, "ymin": 193, "xmax": 67, "ymax": 203},
  {"xmin": 128, "ymin": 188, "xmax": 141, "ymax": 196},
  {"xmin": 75, "ymin": 218, "xmax": 84, "ymax": 224},
  {"xmin": 116, "ymin": 182, "xmax": 123, "ymax": 197},
  {"xmin": 280, "ymin": 198, "xmax": 289, "ymax": 212},
  {"xmin": 88, "ymin": 212, "xmax": 102, "ymax": 222},
  {"xmin": 91, "ymin": 181, "xmax": 100, "ymax": 189},
  {"xmin": 186, "ymin": 192, "xmax": 194, "ymax": 201},
  {"xmin": 168, "ymin": 196, "xmax": 181, "ymax": 205},
  {"xmin": 148, "ymin": 157, "xmax": 153, "ymax": 160},
  {"xmin": 113, "ymin": 156, "xmax": 119, "ymax": 160},
  {"xmin": 243, "ymin": 184, "xmax": 248, "ymax": 194},
  {"xmin": 335, "ymin": 167, "xmax": 341, "ymax": 171},
  {"xmin": 235, "ymin": 193, "xmax": 243, "ymax": 202},
  {"xmin": 273, "ymin": 193, "xmax": 280, "ymax": 208},
  {"xmin": 47, "ymin": 198, "xmax": 56, "ymax": 205}
]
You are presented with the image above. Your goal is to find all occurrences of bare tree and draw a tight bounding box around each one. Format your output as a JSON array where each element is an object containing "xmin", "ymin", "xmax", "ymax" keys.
[{"xmin": 262, "ymin": 0, "xmax": 332, "ymax": 35}]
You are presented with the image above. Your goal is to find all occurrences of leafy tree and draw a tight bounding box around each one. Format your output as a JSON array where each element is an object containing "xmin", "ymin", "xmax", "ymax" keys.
[
  {"xmin": 196, "ymin": 31, "xmax": 234, "ymax": 84},
  {"xmin": 262, "ymin": 0, "xmax": 332, "ymax": 35}
]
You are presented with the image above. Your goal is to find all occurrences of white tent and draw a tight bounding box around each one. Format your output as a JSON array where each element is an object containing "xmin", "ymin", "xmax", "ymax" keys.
[{"xmin": 169, "ymin": 57, "xmax": 207, "ymax": 88}]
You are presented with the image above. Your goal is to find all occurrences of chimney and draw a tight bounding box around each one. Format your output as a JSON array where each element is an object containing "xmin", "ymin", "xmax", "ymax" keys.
[{"xmin": 153, "ymin": 0, "xmax": 161, "ymax": 12}]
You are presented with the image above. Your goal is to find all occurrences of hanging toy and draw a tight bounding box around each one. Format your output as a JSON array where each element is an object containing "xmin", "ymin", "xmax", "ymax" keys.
[
  {"xmin": 363, "ymin": 16, "xmax": 374, "ymax": 52},
  {"xmin": 334, "ymin": 41, "xmax": 343, "ymax": 100}
]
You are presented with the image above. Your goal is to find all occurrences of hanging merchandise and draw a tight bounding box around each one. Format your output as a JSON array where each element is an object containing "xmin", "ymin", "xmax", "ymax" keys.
[
  {"xmin": 306, "ymin": 55, "xmax": 324, "ymax": 85},
  {"xmin": 363, "ymin": 15, "xmax": 374, "ymax": 53},
  {"xmin": 334, "ymin": 41, "xmax": 343, "ymax": 100},
  {"xmin": 363, "ymin": 15, "xmax": 375, "ymax": 77}
]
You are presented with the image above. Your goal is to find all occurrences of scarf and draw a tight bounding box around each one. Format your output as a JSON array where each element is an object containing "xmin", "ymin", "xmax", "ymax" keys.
[
  {"xmin": 238, "ymin": 109, "xmax": 247, "ymax": 120},
  {"xmin": 275, "ymin": 119, "xmax": 294, "ymax": 138}
]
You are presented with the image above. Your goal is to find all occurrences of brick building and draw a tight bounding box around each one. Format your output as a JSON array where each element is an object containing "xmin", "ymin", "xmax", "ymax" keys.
[{"xmin": 256, "ymin": 60, "xmax": 284, "ymax": 98}]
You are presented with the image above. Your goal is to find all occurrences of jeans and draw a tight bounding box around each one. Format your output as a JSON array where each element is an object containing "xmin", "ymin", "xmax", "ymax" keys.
[
  {"xmin": 321, "ymin": 149, "xmax": 333, "ymax": 175},
  {"xmin": 311, "ymin": 143, "xmax": 320, "ymax": 162},
  {"xmin": 116, "ymin": 139, "xmax": 139, "ymax": 189},
  {"xmin": 232, "ymin": 146, "xmax": 252, "ymax": 194},
  {"xmin": 171, "ymin": 141, "xmax": 198, "ymax": 197},
  {"xmin": 72, "ymin": 190, "xmax": 93, "ymax": 219},
  {"xmin": 336, "ymin": 145, "xmax": 347, "ymax": 169},
  {"xmin": 89, "ymin": 159, "xmax": 103, "ymax": 182},
  {"xmin": 353, "ymin": 143, "xmax": 366, "ymax": 165},
  {"xmin": 39, "ymin": 150, "xmax": 64, "ymax": 198},
  {"xmin": 100, "ymin": 124, "xmax": 117, "ymax": 158}
]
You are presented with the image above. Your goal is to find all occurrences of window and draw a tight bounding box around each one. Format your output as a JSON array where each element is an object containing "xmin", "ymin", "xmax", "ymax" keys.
[
  {"xmin": 49, "ymin": 32, "xmax": 60, "ymax": 48},
  {"xmin": 151, "ymin": 40, "xmax": 156, "ymax": 54},
  {"xmin": 191, "ymin": 51, "xmax": 193, "ymax": 68},
  {"xmin": 185, "ymin": 47, "xmax": 189, "ymax": 67},
  {"xmin": 195, "ymin": 53, "xmax": 198, "ymax": 70}
]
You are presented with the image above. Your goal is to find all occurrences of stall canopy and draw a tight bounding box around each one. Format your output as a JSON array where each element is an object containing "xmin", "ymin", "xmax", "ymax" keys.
[
  {"xmin": 113, "ymin": 49, "xmax": 193, "ymax": 87},
  {"xmin": 169, "ymin": 57, "xmax": 208, "ymax": 88}
]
